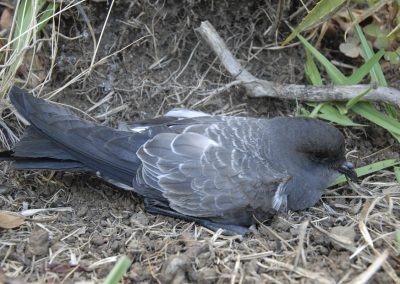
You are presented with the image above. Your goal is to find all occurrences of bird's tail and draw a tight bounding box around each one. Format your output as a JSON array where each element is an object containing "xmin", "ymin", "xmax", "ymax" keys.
[
  {"xmin": 1, "ymin": 87, "xmax": 145, "ymax": 185},
  {"xmin": 0, "ymin": 125, "xmax": 89, "ymax": 171}
]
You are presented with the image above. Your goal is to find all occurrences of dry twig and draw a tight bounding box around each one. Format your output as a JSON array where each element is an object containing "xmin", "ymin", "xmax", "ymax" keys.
[{"xmin": 196, "ymin": 21, "xmax": 400, "ymax": 105}]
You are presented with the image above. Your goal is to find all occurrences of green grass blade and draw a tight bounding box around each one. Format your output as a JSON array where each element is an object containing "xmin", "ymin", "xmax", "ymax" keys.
[
  {"xmin": 37, "ymin": 2, "xmax": 59, "ymax": 32},
  {"xmin": 0, "ymin": 0, "xmax": 58, "ymax": 96},
  {"xmin": 314, "ymin": 104, "xmax": 364, "ymax": 126},
  {"xmin": 345, "ymin": 86, "xmax": 373, "ymax": 110},
  {"xmin": 309, "ymin": 103, "xmax": 325, "ymax": 118},
  {"xmin": 396, "ymin": 229, "xmax": 400, "ymax": 251},
  {"xmin": 335, "ymin": 103, "xmax": 348, "ymax": 115},
  {"xmin": 351, "ymin": 103, "xmax": 400, "ymax": 139},
  {"xmin": 305, "ymin": 50, "xmax": 323, "ymax": 86},
  {"xmin": 350, "ymin": 10, "xmax": 387, "ymax": 86},
  {"xmin": 283, "ymin": 0, "xmax": 346, "ymax": 45},
  {"xmin": 352, "ymin": 13, "xmax": 399, "ymax": 125},
  {"xmin": 331, "ymin": 159, "xmax": 400, "ymax": 186},
  {"xmin": 298, "ymin": 35, "xmax": 347, "ymax": 84},
  {"xmin": 351, "ymin": 8, "xmax": 399, "ymax": 121},
  {"xmin": 0, "ymin": 0, "xmax": 36, "ymax": 95},
  {"xmin": 344, "ymin": 49, "xmax": 385, "ymax": 85},
  {"xmin": 299, "ymin": 107, "xmax": 311, "ymax": 116},
  {"xmin": 384, "ymin": 104, "xmax": 399, "ymax": 120},
  {"xmin": 394, "ymin": 167, "xmax": 400, "ymax": 183},
  {"xmin": 103, "ymin": 256, "xmax": 132, "ymax": 284},
  {"xmin": 13, "ymin": 0, "xmax": 33, "ymax": 50}
]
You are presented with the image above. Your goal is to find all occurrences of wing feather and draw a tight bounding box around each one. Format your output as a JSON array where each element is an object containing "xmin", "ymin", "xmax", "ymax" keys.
[{"xmin": 136, "ymin": 117, "xmax": 290, "ymax": 221}]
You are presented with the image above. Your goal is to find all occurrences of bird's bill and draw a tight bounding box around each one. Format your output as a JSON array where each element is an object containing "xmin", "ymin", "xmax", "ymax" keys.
[{"xmin": 338, "ymin": 161, "xmax": 358, "ymax": 182}]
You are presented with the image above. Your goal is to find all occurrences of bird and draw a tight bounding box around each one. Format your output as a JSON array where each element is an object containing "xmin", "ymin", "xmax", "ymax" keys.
[{"xmin": 0, "ymin": 87, "xmax": 357, "ymax": 235}]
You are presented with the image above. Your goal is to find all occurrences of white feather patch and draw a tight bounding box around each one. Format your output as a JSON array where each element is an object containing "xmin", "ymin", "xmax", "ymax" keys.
[
  {"xmin": 165, "ymin": 108, "xmax": 209, "ymax": 118},
  {"xmin": 272, "ymin": 183, "xmax": 287, "ymax": 211},
  {"xmin": 117, "ymin": 122, "xmax": 149, "ymax": 133},
  {"xmin": 101, "ymin": 175, "xmax": 136, "ymax": 191}
]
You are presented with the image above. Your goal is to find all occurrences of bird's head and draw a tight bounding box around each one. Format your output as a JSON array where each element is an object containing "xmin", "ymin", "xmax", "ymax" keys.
[
  {"xmin": 268, "ymin": 117, "xmax": 357, "ymax": 182},
  {"xmin": 267, "ymin": 117, "xmax": 357, "ymax": 211}
]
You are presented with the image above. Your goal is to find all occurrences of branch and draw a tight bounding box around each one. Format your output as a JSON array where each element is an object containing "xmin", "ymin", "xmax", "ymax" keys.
[{"xmin": 196, "ymin": 21, "xmax": 400, "ymax": 106}]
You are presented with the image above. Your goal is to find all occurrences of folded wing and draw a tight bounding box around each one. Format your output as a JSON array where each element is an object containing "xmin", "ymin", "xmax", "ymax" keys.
[{"xmin": 137, "ymin": 117, "xmax": 290, "ymax": 220}]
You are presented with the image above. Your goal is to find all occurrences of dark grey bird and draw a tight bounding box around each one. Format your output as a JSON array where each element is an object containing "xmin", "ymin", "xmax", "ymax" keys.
[{"xmin": 0, "ymin": 87, "xmax": 357, "ymax": 235}]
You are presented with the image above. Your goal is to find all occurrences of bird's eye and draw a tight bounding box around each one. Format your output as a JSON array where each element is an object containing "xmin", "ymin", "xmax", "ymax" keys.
[{"xmin": 311, "ymin": 151, "xmax": 329, "ymax": 160}]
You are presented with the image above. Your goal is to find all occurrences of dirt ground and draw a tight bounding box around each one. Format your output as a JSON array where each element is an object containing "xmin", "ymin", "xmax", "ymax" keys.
[{"xmin": 1, "ymin": 0, "xmax": 399, "ymax": 283}]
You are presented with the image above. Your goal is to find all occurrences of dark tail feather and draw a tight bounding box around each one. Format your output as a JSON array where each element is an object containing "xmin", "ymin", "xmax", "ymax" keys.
[
  {"xmin": 0, "ymin": 126, "xmax": 89, "ymax": 171},
  {"xmin": 0, "ymin": 150, "xmax": 88, "ymax": 170},
  {"xmin": 14, "ymin": 127, "xmax": 77, "ymax": 160},
  {"xmin": 6, "ymin": 87, "xmax": 144, "ymax": 185}
]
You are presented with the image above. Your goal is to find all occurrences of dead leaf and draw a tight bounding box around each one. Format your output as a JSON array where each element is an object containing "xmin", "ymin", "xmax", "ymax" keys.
[
  {"xmin": 19, "ymin": 50, "xmax": 47, "ymax": 88},
  {"xmin": 0, "ymin": 7, "xmax": 13, "ymax": 31},
  {"xmin": 339, "ymin": 42, "xmax": 361, "ymax": 58},
  {"xmin": 339, "ymin": 36, "xmax": 361, "ymax": 58},
  {"xmin": 0, "ymin": 211, "xmax": 25, "ymax": 229},
  {"xmin": 330, "ymin": 225, "xmax": 356, "ymax": 246}
]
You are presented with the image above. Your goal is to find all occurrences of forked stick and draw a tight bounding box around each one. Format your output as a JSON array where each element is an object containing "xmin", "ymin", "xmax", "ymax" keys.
[{"xmin": 196, "ymin": 21, "xmax": 400, "ymax": 106}]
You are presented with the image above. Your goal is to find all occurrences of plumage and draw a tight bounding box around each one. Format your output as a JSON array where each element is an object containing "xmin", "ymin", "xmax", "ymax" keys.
[{"xmin": 0, "ymin": 87, "xmax": 357, "ymax": 235}]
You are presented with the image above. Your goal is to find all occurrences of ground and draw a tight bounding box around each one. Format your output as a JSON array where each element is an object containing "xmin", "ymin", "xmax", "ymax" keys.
[{"xmin": 0, "ymin": 0, "xmax": 399, "ymax": 283}]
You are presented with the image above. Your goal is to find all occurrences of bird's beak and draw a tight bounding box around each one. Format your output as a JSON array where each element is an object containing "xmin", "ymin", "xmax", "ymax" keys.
[{"xmin": 338, "ymin": 161, "xmax": 358, "ymax": 182}]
